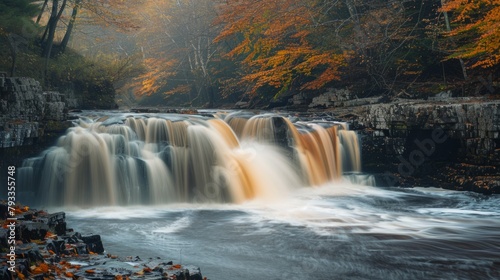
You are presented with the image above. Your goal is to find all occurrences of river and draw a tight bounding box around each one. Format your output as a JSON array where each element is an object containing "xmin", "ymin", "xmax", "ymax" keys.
[
  {"xmin": 64, "ymin": 182, "xmax": 500, "ymax": 280},
  {"xmin": 19, "ymin": 111, "xmax": 500, "ymax": 279}
]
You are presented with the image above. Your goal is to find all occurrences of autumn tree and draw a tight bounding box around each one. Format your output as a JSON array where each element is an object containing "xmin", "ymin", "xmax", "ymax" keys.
[
  {"xmin": 441, "ymin": 0, "xmax": 500, "ymax": 69},
  {"xmin": 134, "ymin": 0, "xmax": 221, "ymax": 106},
  {"xmin": 215, "ymin": 0, "xmax": 349, "ymax": 98},
  {"xmin": 329, "ymin": 0, "xmax": 447, "ymax": 95}
]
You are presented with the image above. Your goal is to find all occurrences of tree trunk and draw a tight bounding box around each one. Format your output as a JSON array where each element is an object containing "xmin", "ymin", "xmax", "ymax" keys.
[
  {"xmin": 60, "ymin": 0, "xmax": 81, "ymax": 54},
  {"xmin": 207, "ymin": 84, "xmax": 214, "ymax": 108},
  {"xmin": 345, "ymin": 0, "xmax": 362, "ymax": 45},
  {"xmin": 441, "ymin": 0, "xmax": 468, "ymax": 80},
  {"xmin": 42, "ymin": 0, "xmax": 59, "ymax": 58},
  {"xmin": 36, "ymin": 0, "xmax": 49, "ymax": 24},
  {"xmin": 43, "ymin": 0, "xmax": 67, "ymax": 85}
]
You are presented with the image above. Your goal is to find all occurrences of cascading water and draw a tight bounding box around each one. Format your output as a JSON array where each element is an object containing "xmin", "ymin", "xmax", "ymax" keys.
[
  {"xmin": 17, "ymin": 111, "xmax": 500, "ymax": 280},
  {"xmin": 19, "ymin": 112, "xmax": 363, "ymax": 206}
]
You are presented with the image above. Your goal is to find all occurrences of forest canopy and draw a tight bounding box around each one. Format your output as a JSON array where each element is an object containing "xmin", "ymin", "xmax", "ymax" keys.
[{"xmin": 0, "ymin": 0, "xmax": 498, "ymax": 107}]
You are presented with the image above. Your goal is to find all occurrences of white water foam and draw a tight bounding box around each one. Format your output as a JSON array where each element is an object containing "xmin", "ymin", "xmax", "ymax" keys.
[{"xmin": 152, "ymin": 216, "xmax": 192, "ymax": 234}]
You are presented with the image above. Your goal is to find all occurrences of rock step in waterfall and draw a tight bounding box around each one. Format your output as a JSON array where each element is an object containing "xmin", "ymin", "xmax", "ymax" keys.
[{"xmin": 18, "ymin": 112, "xmax": 363, "ymax": 206}]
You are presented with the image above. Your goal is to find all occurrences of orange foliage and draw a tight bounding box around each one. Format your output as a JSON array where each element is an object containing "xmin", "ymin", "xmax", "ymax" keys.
[
  {"xmin": 132, "ymin": 0, "xmax": 220, "ymax": 98},
  {"xmin": 30, "ymin": 262, "xmax": 50, "ymax": 275},
  {"xmin": 16, "ymin": 270, "xmax": 26, "ymax": 280},
  {"xmin": 441, "ymin": 0, "xmax": 500, "ymax": 68},
  {"xmin": 215, "ymin": 0, "xmax": 349, "ymax": 96},
  {"xmin": 135, "ymin": 58, "xmax": 179, "ymax": 96}
]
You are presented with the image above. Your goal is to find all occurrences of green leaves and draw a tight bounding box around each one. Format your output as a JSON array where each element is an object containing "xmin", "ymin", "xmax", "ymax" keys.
[{"xmin": 0, "ymin": 0, "xmax": 40, "ymax": 34}]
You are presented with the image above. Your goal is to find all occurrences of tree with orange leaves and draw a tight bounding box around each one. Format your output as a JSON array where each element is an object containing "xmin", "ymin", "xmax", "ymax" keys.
[
  {"xmin": 215, "ymin": 0, "xmax": 350, "ymax": 98},
  {"xmin": 441, "ymin": 0, "xmax": 500, "ymax": 69},
  {"xmin": 134, "ymin": 0, "xmax": 221, "ymax": 106}
]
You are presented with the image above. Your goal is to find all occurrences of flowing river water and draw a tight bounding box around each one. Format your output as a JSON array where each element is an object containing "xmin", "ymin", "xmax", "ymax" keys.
[
  {"xmin": 18, "ymin": 111, "xmax": 500, "ymax": 279},
  {"xmin": 64, "ymin": 184, "xmax": 500, "ymax": 279}
]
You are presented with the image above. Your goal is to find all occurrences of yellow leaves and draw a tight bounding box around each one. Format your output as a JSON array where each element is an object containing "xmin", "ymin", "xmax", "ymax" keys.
[
  {"xmin": 300, "ymin": 51, "xmax": 349, "ymax": 90},
  {"xmin": 226, "ymin": 38, "xmax": 252, "ymax": 58},
  {"xmin": 30, "ymin": 263, "xmax": 50, "ymax": 275},
  {"xmin": 442, "ymin": 0, "xmax": 500, "ymax": 68},
  {"xmin": 106, "ymin": 253, "xmax": 118, "ymax": 259},
  {"xmin": 169, "ymin": 264, "xmax": 182, "ymax": 270},
  {"xmin": 130, "ymin": 0, "xmax": 220, "ymax": 97},
  {"xmin": 164, "ymin": 84, "xmax": 192, "ymax": 95},
  {"xmin": 134, "ymin": 57, "xmax": 179, "ymax": 96},
  {"xmin": 16, "ymin": 270, "xmax": 26, "ymax": 280},
  {"xmin": 45, "ymin": 231, "xmax": 57, "ymax": 239},
  {"xmin": 5, "ymin": 205, "xmax": 30, "ymax": 215},
  {"xmin": 216, "ymin": 0, "xmax": 349, "ymax": 95}
]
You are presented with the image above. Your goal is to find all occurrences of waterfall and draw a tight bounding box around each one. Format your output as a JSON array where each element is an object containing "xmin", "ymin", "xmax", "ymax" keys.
[{"xmin": 18, "ymin": 112, "xmax": 364, "ymax": 206}]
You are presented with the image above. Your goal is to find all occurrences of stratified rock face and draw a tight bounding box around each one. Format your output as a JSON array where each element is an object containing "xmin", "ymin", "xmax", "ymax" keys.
[
  {"xmin": 0, "ymin": 77, "xmax": 68, "ymax": 148},
  {"xmin": 356, "ymin": 100, "xmax": 500, "ymax": 194},
  {"xmin": 43, "ymin": 91, "xmax": 66, "ymax": 121},
  {"xmin": 308, "ymin": 88, "xmax": 380, "ymax": 108}
]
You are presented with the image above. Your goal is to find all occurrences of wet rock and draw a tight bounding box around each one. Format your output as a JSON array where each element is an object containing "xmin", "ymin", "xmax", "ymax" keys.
[
  {"xmin": 309, "ymin": 88, "xmax": 352, "ymax": 108},
  {"xmin": 19, "ymin": 222, "xmax": 49, "ymax": 241},
  {"xmin": 0, "ymin": 77, "xmax": 70, "ymax": 151},
  {"xmin": 0, "ymin": 204, "xmax": 7, "ymax": 220},
  {"xmin": 308, "ymin": 88, "xmax": 382, "ymax": 109},
  {"xmin": 183, "ymin": 265, "xmax": 203, "ymax": 280},
  {"xmin": 46, "ymin": 239, "xmax": 66, "ymax": 255},
  {"xmin": 1, "ymin": 196, "xmax": 207, "ymax": 280},
  {"xmin": 356, "ymin": 99, "xmax": 500, "ymax": 193},
  {"xmin": 0, "ymin": 229, "xmax": 8, "ymax": 248},
  {"xmin": 53, "ymin": 221, "xmax": 67, "ymax": 235},
  {"xmin": 81, "ymin": 235, "xmax": 105, "ymax": 254},
  {"xmin": 235, "ymin": 101, "xmax": 249, "ymax": 109},
  {"xmin": 15, "ymin": 244, "xmax": 44, "ymax": 263},
  {"xmin": 46, "ymin": 212, "xmax": 66, "ymax": 226},
  {"xmin": 131, "ymin": 107, "xmax": 160, "ymax": 113},
  {"xmin": 14, "ymin": 258, "xmax": 30, "ymax": 277},
  {"xmin": 0, "ymin": 266, "xmax": 11, "ymax": 280}
]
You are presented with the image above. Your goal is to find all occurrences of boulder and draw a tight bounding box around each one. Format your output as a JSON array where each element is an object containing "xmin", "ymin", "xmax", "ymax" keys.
[
  {"xmin": 81, "ymin": 235, "xmax": 105, "ymax": 254},
  {"xmin": 19, "ymin": 222, "xmax": 49, "ymax": 241}
]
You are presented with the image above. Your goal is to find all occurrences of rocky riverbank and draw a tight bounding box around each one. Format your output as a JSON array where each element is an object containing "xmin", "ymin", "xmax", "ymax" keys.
[
  {"xmin": 0, "ymin": 203, "xmax": 206, "ymax": 280},
  {"xmin": 0, "ymin": 77, "xmax": 74, "ymax": 198},
  {"xmin": 0, "ymin": 77, "xmax": 72, "ymax": 148},
  {"xmin": 322, "ymin": 96, "xmax": 500, "ymax": 194}
]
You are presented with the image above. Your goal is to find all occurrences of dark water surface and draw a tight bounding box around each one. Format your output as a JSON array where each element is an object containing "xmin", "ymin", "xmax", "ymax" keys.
[{"xmin": 63, "ymin": 183, "xmax": 500, "ymax": 280}]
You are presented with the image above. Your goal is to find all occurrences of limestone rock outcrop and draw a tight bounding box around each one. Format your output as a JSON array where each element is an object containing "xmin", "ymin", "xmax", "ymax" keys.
[
  {"xmin": 354, "ymin": 99, "xmax": 500, "ymax": 194},
  {"xmin": 0, "ymin": 77, "xmax": 69, "ymax": 148}
]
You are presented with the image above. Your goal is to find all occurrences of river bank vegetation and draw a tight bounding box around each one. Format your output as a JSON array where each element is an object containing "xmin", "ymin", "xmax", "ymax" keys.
[{"xmin": 1, "ymin": 0, "xmax": 498, "ymax": 108}]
